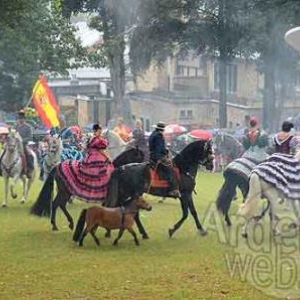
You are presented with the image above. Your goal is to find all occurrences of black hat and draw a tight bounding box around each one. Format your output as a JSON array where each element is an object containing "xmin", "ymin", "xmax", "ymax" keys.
[
  {"xmin": 18, "ymin": 110, "xmax": 25, "ymax": 119},
  {"xmin": 92, "ymin": 124, "xmax": 102, "ymax": 131},
  {"xmin": 154, "ymin": 122, "xmax": 166, "ymax": 131}
]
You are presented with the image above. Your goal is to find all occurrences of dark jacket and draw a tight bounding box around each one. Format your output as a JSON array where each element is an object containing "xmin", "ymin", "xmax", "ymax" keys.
[
  {"xmin": 148, "ymin": 130, "xmax": 167, "ymax": 161},
  {"xmin": 132, "ymin": 128, "xmax": 147, "ymax": 149},
  {"xmin": 16, "ymin": 122, "xmax": 33, "ymax": 145}
]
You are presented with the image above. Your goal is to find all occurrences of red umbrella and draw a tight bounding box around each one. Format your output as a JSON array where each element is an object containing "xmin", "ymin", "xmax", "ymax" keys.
[
  {"xmin": 187, "ymin": 129, "xmax": 213, "ymax": 140},
  {"xmin": 164, "ymin": 124, "xmax": 187, "ymax": 135}
]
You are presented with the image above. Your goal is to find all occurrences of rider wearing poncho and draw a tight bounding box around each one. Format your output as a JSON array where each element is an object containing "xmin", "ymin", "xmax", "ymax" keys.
[
  {"xmin": 225, "ymin": 117, "xmax": 269, "ymax": 181},
  {"xmin": 273, "ymin": 120, "xmax": 294, "ymax": 154}
]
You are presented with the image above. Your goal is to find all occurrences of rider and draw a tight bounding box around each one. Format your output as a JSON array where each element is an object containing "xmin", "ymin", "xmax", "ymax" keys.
[
  {"xmin": 148, "ymin": 121, "xmax": 180, "ymax": 198},
  {"xmin": 58, "ymin": 116, "xmax": 75, "ymax": 147},
  {"xmin": 81, "ymin": 123, "xmax": 112, "ymax": 174},
  {"xmin": 273, "ymin": 120, "xmax": 294, "ymax": 154},
  {"xmin": 129, "ymin": 119, "xmax": 148, "ymax": 158},
  {"xmin": 242, "ymin": 116, "xmax": 268, "ymax": 151},
  {"xmin": 15, "ymin": 110, "xmax": 34, "ymax": 175}
]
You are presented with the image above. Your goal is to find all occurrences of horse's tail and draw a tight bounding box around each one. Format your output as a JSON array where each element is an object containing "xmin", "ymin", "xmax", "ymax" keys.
[
  {"xmin": 30, "ymin": 167, "xmax": 55, "ymax": 217},
  {"xmin": 73, "ymin": 209, "xmax": 87, "ymax": 242},
  {"xmin": 238, "ymin": 173, "xmax": 261, "ymax": 219},
  {"xmin": 216, "ymin": 170, "xmax": 238, "ymax": 215},
  {"xmin": 104, "ymin": 169, "xmax": 120, "ymax": 207}
]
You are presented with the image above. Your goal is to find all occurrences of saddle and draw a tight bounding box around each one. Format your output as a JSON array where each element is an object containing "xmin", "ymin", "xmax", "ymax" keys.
[{"xmin": 149, "ymin": 163, "xmax": 180, "ymax": 188}]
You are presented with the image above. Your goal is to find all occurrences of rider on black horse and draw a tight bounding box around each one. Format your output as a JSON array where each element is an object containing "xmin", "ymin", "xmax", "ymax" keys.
[
  {"xmin": 15, "ymin": 110, "xmax": 34, "ymax": 176},
  {"xmin": 148, "ymin": 121, "xmax": 181, "ymax": 198}
]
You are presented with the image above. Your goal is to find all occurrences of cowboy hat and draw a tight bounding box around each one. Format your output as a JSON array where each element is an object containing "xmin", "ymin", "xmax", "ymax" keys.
[{"xmin": 153, "ymin": 122, "xmax": 166, "ymax": 131}]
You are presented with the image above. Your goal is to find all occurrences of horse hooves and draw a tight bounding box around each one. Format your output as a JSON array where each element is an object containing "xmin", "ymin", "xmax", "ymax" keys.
[
  {"xmin": 12, "ymin": 195, "xmax": 17, "ymax": 199},
  {"xmin": 20, "ymin": 200, "xmax": 25, "ymax": 204},
  {"xmin": 52, "ymin": 227, "xmax": 59, "ymax": 231},
  {"xmin": 69, "ymin": 223, "xmax": 74, "ymax": 231},
  {"xmin": 168, "ymin": 228, "xmax": 175, "ymax": 238},
  {"xmin": 142, "ymin": 234, "xmax": 149, "ymax": 240},
  {"xmin": 105, "ymin": 232, "xmax": 111, "ymax": 238},
  {"xmin": 1, "ymin": 204, "xmax": 7, "ymax": 208},
  {"xmin": 199, "ymin": 229, "xmax": 208, "ymax": 236},
  {"xmin": 241, "ymin": 233, "xmax": 248, "ymax": 239}
]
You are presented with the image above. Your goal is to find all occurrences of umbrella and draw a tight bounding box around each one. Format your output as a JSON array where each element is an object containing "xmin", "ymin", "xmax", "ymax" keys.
[
  {"xmin": 0, "ymin": 127, "xmax": 8, "ymax": 134},
  {"xmin": 164, "ymin": 124, "xmax": 187, "ymax": 135},
  {"xmin": 187, "ymin": 129, "xmax": 213, "ymax": 140}
]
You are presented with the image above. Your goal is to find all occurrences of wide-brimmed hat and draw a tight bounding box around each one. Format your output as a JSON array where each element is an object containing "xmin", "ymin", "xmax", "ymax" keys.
[{"xmin": 154, "ymin": 122, "xmax": 166, "ymax": 131}]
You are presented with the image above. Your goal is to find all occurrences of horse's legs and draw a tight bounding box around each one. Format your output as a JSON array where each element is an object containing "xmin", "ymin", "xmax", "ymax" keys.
[
  {"xmin": 113, "ymin": 228, "xmax": 125, "ymax": 246},
  {"xmin": 2, "ymin": 176, "xmax": 9, "ymax": 207},
  {"xmin": 187, "ymin": 193, "xmax": 207, "ymax": 236},
  {"xmin": 90, "ymin": 226, "xmax": 100, "ymax": 246},
  {"xmin": 9, "ymin": 173, "xmax": 19, "ymax": 200},
  {"xmin": 168, "ymin": 193, "xmax": 189, "ymax": 238},
  {"xmin": 79, "ymin": 227, "xmax": 89, "ymax": 246},
  {"xmin": 51, "ymin": 181, "xmax": 71, "ymax": 231},
  {"xmin": 263, "ymin": 189, "xmax": 280, "ymax": 236},
  {"xmin": 22, "ymin": 173, "xmax": 35, "ymax": 204},
  {"xmin": 60, "ymin": 204, "xmax": 74, "ymax": 230},
  {"xmin": 20, "ymin": 176, "xmax": 27, "ymax": 203},
  {"xmin": 127, "ymin": 227, "xmax": 140, "ymax": 246},
  {"xmin": 134, "ymin": 211, "xmax": 149, "ymax": 239}
]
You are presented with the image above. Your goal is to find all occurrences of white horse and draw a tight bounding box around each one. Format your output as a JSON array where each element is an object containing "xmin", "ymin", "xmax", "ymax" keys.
[
  {"xmin": 238, "ymin": 149, "xmax": 300, "ymax": 238},
  {"xmin": 82, "ymin": 130, "xmax": 128, "ymax": 161},
  {"xmin": 0, "ymin": 129, "xmax": 37, "ymax": 207},
  {"xmin": 103, "ymin": 129, "xmax": 128, "ymax": 160},
  {"xmin": 42, "ymin": 135, "xmax": 63, "ymax": 181}
]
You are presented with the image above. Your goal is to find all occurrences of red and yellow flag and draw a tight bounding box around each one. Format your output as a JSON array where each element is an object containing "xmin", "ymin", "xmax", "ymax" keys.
[{"xmin": 32, "ymin": 75, "xmax": 60, "ymax": 129}]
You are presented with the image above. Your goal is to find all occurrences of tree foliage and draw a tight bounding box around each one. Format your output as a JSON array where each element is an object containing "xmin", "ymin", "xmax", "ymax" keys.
[{"xmin": 0, "ymin": 0, "xmax": 86, "ymax": 110}]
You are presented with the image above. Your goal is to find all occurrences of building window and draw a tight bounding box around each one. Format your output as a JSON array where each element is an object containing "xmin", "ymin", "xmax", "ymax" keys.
[
  {"xmin": 214, "ymin": 61, "xmax": 237, "ymax": 93},
  {"xmin": 179, "ymin": 109, "xmax": 193, "ymax": 120}
]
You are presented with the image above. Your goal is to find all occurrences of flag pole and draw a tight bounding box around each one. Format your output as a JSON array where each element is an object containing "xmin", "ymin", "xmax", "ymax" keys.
[{"xmin": 24, "ymin": 74, "xmax": 44, "ymax": 109}]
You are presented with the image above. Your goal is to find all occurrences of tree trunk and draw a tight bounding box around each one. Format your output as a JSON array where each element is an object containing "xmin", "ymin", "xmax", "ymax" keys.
[
  {"xmin": 219, "ymin": 54, "xmax": 227, "ymax": 128},
  {"xmin": 263, "ymin": 59, "xmax": 276, "ymax": 132}
]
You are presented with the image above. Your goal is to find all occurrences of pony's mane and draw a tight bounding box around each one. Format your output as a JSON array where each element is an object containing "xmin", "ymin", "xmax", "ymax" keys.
[{"xmin": 103, "ymin": 129, "xmax": 127, "ymax": 146}]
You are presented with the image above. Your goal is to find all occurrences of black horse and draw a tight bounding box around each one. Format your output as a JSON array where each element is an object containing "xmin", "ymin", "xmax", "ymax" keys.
[
  {"xmin": 30, "ymin": 146, "xmax": 144, "ymax": 231},
  {"xmin": 104, "ymin": 140, "xmax": 214, "ymax": 238}
]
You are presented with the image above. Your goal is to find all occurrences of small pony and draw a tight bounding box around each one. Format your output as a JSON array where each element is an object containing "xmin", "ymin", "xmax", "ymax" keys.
[{"xmin": 72, "ymin": 196, "xmax": 152, "ymax": 247}]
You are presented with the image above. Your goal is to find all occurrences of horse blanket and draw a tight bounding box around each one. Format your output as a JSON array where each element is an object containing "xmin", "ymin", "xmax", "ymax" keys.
[
  {"xmin": 252, "ymin": 153, "xmax": 300, "ymax": 200},
  {"xmin": 224, "ymin": 147, "xmax": 269, "ymax": 180},
  {"xmin": 56, "ymin": 153, "xmax": 114, "ymax": 202}
]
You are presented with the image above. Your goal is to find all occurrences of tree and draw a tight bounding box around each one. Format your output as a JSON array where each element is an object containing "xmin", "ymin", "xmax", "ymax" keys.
[
  {"xmin": 60, "ymin": 0, "xmax": 140, "ymax": 121},
  {"xmin": 0, "ymin": 0, "xmax": 86, "ymax": 110},
  {"xmin": 242, "ymin": 0, "xmax": 300, "ymax": 131}
]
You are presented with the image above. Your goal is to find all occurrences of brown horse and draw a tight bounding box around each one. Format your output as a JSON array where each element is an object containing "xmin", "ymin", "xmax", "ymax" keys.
[{"xmin": 72, "ymin": 196, "xmax": 152, "ymax": 247}]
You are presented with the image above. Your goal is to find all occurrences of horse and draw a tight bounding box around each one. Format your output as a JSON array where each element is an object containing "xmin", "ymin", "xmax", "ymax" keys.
[
  {"xmin": 72, "ymin": 196, "xmax": 152, "ymax": 247},
  {"xmin": 238, "ymin": 150, "xmax": 300, "ymax": 238},
  {"xmin": 215, "ymin": 146, "xmax": 269, "ymax": 226},
  {"xmin": 30, "ymin": 146, "xmax": 144, "ymax": 231},
  {"xmin": 213, "ymin": 132, "xmax": 243, "ymax": 172},
  {"xmin": 40, "ymin": 134, "xmax": 63, "ymax": 181},
  {"xmin": 0, "ymin": 129, "xmax": 37, "ymax": 207},
  {"xmin": 104, "ymin": 139, "xmax": 214, "ymax": 239}
]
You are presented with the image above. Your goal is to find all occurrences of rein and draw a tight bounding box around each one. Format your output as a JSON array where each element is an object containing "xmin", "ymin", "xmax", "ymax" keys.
[{"xmin": 1, "ymin": 157, "xmax": 19, "ymax": 176}]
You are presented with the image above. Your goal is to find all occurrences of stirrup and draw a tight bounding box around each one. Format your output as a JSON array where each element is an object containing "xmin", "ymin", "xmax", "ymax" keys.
[{"xmin": 168, "ymin": 190, "xmax": 181, "ymax": 198}]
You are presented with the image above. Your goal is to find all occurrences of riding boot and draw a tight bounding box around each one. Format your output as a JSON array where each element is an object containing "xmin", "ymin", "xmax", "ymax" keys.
[
  {"xmin": 21, "ymin": 154, "xmax": 27, "ymax": 176},
  {"xmin": 167, "ymin": 170, "xmax": 181, "ymax": 198}
]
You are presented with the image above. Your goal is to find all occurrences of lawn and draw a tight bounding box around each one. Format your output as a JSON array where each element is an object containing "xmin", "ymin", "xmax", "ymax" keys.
[{"xmin": 0, "ymin": 171, "xmax": 296, "ymax": 299}]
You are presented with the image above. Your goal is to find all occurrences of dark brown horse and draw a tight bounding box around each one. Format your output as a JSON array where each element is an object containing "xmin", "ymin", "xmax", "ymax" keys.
[
  {"xmin": 30, "ymin": 146, "xmax": 144, "ymax": 231},
  {"xmin": 104, "ymin": 140, "xmax": 214, "ymax": 238},
  {"xmin": 73, "ymin": 196, "xmax": 152, "ymax": 247}
]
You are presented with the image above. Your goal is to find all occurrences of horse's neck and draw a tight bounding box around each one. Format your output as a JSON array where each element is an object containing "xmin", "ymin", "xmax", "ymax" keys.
[
  {"xmin": 123, "ymin": 202, "xmax": 138, "ymax": 215},
  {"xmin": 2, "ymin": 148, "xmax": 19, "ymax": 164}
]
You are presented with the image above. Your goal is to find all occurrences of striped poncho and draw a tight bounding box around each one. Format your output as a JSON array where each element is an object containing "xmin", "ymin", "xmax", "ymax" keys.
[{"xmin": 252, "ymin": 153, "xmax": 300, "ymax": 200}]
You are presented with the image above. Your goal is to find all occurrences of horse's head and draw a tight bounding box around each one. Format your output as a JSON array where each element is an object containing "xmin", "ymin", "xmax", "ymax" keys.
[
  {"xmin": 103, "ymin": 129, "xmax": 127, "ymax": 160},
  {"xmin": 135, "ymin": 196, "xmax": 152, "ymax": 211},
  {"xmin": 174, "ymin": 139, "xmax": 214, "ymax": 171},
  {"xmin": 6, "ymin": 129, "xmax": 20, "ymax": 153},
  {"xmin": 47, "ymin": 135, "xmax": 62, "ymax": 154}
]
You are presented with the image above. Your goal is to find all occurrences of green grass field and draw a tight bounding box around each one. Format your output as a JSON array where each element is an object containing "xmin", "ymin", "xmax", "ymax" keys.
[{"xmin": 0, "ymin": 171, "xmax": 297, "ymax": 299}]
